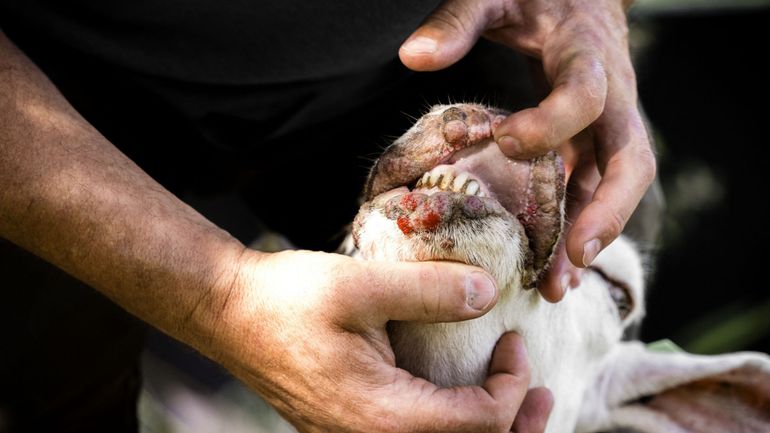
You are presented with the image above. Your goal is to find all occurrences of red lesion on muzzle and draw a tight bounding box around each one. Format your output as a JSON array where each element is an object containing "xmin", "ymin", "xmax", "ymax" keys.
[
  {"xmin": 357, "ymin": 103, "xmax": 565, "ymax": 285},
  {"xmin": 395, "ymin": 193, "xmax": 443, "ymax": 235},
  {"xmin": 392, "ymin": 192, "xmax": 451, "ymax": 234},
  {"xmin": 398, "ymin": 211, "xmax": 441, "ymax": 235},
  {"xmin": 383, "ymin": 191, "xmax": 506, "ymax": 236}
]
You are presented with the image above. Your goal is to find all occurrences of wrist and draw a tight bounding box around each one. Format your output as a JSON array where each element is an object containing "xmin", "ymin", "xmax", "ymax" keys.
[
  {"xmin": 175, "ymin": 240, "xmax": 261, "ymax": 361},
  {"xmin": 190, "ymin": 248, "xmax": 308, "ymax": 403}
]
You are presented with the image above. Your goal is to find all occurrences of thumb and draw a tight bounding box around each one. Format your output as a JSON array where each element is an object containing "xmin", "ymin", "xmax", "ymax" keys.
[
  {"xmin": 353, "ymin": 260, "xmax": 499, "ymax": 324},
  {"xmin": 399, "ymin": 0, "xmax": 494, "ymax": 71}
]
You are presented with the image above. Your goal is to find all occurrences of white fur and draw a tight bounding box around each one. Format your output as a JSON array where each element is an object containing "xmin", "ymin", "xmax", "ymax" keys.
[
  {"xmin": 348, "ymin": 102, "xmax": 770, "ymax": 433},
  {"xmin": 351, "ymin": 199, "xmax": 770, "ymax": 432},
  {"xmin": 353, "ymin": 204, "xmax": 645, "ymax": 433}
]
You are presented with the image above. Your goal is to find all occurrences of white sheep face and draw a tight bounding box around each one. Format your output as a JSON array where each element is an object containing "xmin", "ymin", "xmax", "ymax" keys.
[{"xmin": 349, "ymin": 103, "xmax": 770, "ymax": 433}]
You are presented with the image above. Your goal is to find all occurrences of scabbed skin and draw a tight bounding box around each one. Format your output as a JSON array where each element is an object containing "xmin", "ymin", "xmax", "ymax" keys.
[
  {"xmin": 364, "ymin": 104, "xmax": 508, "ymax": 200},
  {"xmin": 351, "ymin": 104, "xmax": 770, "ymax": 433},
  {"xmin": 350, "ymin": 105, "xmax": 636, "ymax": 433},
  {"xmin": 356, "ymin": 103, "xmax": 565, "ymax": 286}
]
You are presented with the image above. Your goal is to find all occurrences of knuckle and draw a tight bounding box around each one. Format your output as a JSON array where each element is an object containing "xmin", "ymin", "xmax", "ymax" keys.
[
  {"xmin": 570, "ymin": 58, "xmax": 607, "ymax": 122},
  {"xmin": 607, "ymin": 208, "xmax": 626, "ymax": 240},
  {"xmin": 489, "ymin": 412, "xmax": 512, "ymax": 433},
  {"xmin": 430, "ymin": 5, "xmax": 474, "ymax": 36},
  {"xmin": 538, "ymin": 124, "xmax": 558, "ymax": 149},
  {"xmin": 417, "ymin": 263, "xmax": 446, "ymax": 319},
  {"xmin": 417, "ymin": 261, "xmax": 442, "ymax": 288},
  {"xmin": 583, "ymin": 80, "xmax": 607, "ymax": 121},
  {"xmin": 417, "ymin": 262, "xmax": 473, "ymax": 321},
  {"xmin": 515, "ymin": 366, "xmax": 532, "ymax": 387},
  {"xmin": 635, "ymin": 145, "xmax": 657, "ymax": 185},
  {"xmin": 616, "ymin": 63, "xmax": 638, "ymax": 87},
  {"xmin": 456, "ymin": 404, "xmax": 500, "ymax": 433},
  {"xmin": 518, "ymin": 124, "xmax": 552, "ymax": 154}
]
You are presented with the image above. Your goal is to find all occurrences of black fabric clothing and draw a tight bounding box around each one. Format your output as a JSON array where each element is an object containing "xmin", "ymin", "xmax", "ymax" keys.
[
  {"xmin": 0, "ymin": 2, "xmax": 539, "ymax": 432},
  {"xmin": 0, "ymin": 0, "xmax": 443, "ymax": 84},
  {"xmin": 0, "ymin": 0, "xmax": 445, "ymax": 147},
  {"xmin": 0, "ymin": 239, "xmax": 145, "ymax": 433}
]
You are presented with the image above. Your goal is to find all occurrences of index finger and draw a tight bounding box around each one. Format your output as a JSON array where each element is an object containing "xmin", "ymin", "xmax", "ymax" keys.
[
  {"xmin": 565, "ymin": 101, "xmax": 656, "ymax": 267},
  {"xmin": 495, "ymin": 48, "xmax": 608, "ymax": 159},
  {"xmin": 566, "ymin": 144, "xmax": 655, "ymax": 267}
]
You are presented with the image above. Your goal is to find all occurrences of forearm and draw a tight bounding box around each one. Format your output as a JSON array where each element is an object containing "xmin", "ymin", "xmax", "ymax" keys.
[{"xmin": 0, "ymin": 32, "xmax": 244, "ymax": 356}]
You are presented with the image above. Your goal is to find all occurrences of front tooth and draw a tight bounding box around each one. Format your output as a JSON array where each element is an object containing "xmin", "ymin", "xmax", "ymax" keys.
[
  {"xmin": 429, "ymin": 166, "xmax": 451, "ymax": 187},
  {"xmin": 452, "ymin": 173, "xmax": 469, "ymax": 192},
  {"xmin": 428, "ymin": 168, "xmax": 441, "ymax": 187},
  {"xmin": 465, "ymin": 180, "xmax": 480, "ymax": 196},
  {"xmin": 416, "ymin": 172, "xmax": 429, "ymax": 188},
  {"xmin": 421, "ymin": 172, "xmax": 430, "ymax": 187},
  {"xmin": 439, "ymin": 172, "xmax": 454, "ymax": 190}
]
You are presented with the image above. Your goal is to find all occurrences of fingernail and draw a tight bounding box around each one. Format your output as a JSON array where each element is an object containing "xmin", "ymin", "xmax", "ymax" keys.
[
  {"xmin": 466, "ymin": 272, "xmax": 497, "ymax": 311},
  {"xmin": 401, "ymin": 36, "xmax": 437, "ymax": 54},
  {"xmin": 560, "ymin": 273, "xmax": 572, "ymax": 294},
  {"xmin": 582, "ymin": 239, "xmax": 602, "ymax": 267},
  {"xmin": 497, "ymin": 135, "xmax": 521, "ymax": 155}
]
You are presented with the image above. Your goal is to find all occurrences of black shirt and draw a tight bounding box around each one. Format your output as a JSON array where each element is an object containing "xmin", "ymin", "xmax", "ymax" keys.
[
  {"xmin": 0, "ymin": 0, "xmax": 441, "ymax": 84},
  {"xmin": 1, "ymin": 1, "xmax": 449, "ymax": 161}
]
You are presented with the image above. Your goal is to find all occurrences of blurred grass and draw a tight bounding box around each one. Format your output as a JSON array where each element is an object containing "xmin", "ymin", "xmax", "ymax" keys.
[{"xmin": 676, "ymin": 299, "xmax": 770, "ymax": 354}]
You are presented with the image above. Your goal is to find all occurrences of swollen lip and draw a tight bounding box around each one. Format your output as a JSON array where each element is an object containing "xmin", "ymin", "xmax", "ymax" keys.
[
  {"xmin": 373, "ymin": 141, "xmax": 534, "ymax": 219},
  {"xmin": 371, "ymin": 186, "xmax": 410, "ymax": 207}
]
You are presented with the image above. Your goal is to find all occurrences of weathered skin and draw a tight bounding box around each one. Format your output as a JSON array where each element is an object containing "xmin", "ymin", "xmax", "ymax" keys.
[
  {"xmin": 358, "ymin": 103, "xmax": 565, "ymax": 286},
  {"xmin": 364, "ymin": 104, "xmax": 507, "ymax": 199}
]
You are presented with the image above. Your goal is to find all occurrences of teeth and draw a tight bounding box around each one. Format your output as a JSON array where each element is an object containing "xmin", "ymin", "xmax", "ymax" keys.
[
  {"xmin": 439, "ymin": 172, "xmax": 454, "ymax": 190},
  {"xmin": 414, "ymin": 167, "xmax": 485, "ymax": 197},
  {"xmin": 428, "ymin": 166, "xmax": 445, "ymax": 187},
  {"xmin": 465, "ymin": 180, "xmax": 480, "ymax": 196},
  {"xmin": 452, "ymin": 173, "xmax": 469, "ymax": 192}
]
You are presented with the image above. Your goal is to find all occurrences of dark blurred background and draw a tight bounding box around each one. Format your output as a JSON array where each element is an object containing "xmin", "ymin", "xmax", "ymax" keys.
[{"xmin": 630, "ymin": 1, "xmax": 770, "ymax": 355}]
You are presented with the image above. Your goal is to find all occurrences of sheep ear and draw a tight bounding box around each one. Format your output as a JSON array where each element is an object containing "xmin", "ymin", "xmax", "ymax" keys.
[{"xmin": 576, "ymin": 341, "xmax": 770, "ymax": 433}]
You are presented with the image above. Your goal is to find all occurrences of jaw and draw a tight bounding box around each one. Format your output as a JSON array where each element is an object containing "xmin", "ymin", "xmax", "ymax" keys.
[
  {"xmin": 353, "ymin": 201, "xmax": 529, "ymax": 290},
  {"xmin": 349, "ymin": 104, "xmax": 626, "ymax": 433},
  {"xmin": 355, "ymin": 138, "xmax": 565, "ymax": 287}
]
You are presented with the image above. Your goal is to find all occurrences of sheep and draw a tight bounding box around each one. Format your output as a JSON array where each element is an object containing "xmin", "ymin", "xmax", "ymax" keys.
[{"xmin": 348, "ymin": 103, "xmax": 770, "ymax": 433}]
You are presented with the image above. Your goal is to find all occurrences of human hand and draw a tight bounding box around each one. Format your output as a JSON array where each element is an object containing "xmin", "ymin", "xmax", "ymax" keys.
[
  {"xmin": 399, "ymin": 0, "xmax": 656, "ymax": 302},
  {"xmin": 206, "ymin": 249, "xmax": 552, "ymax": 433}
]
